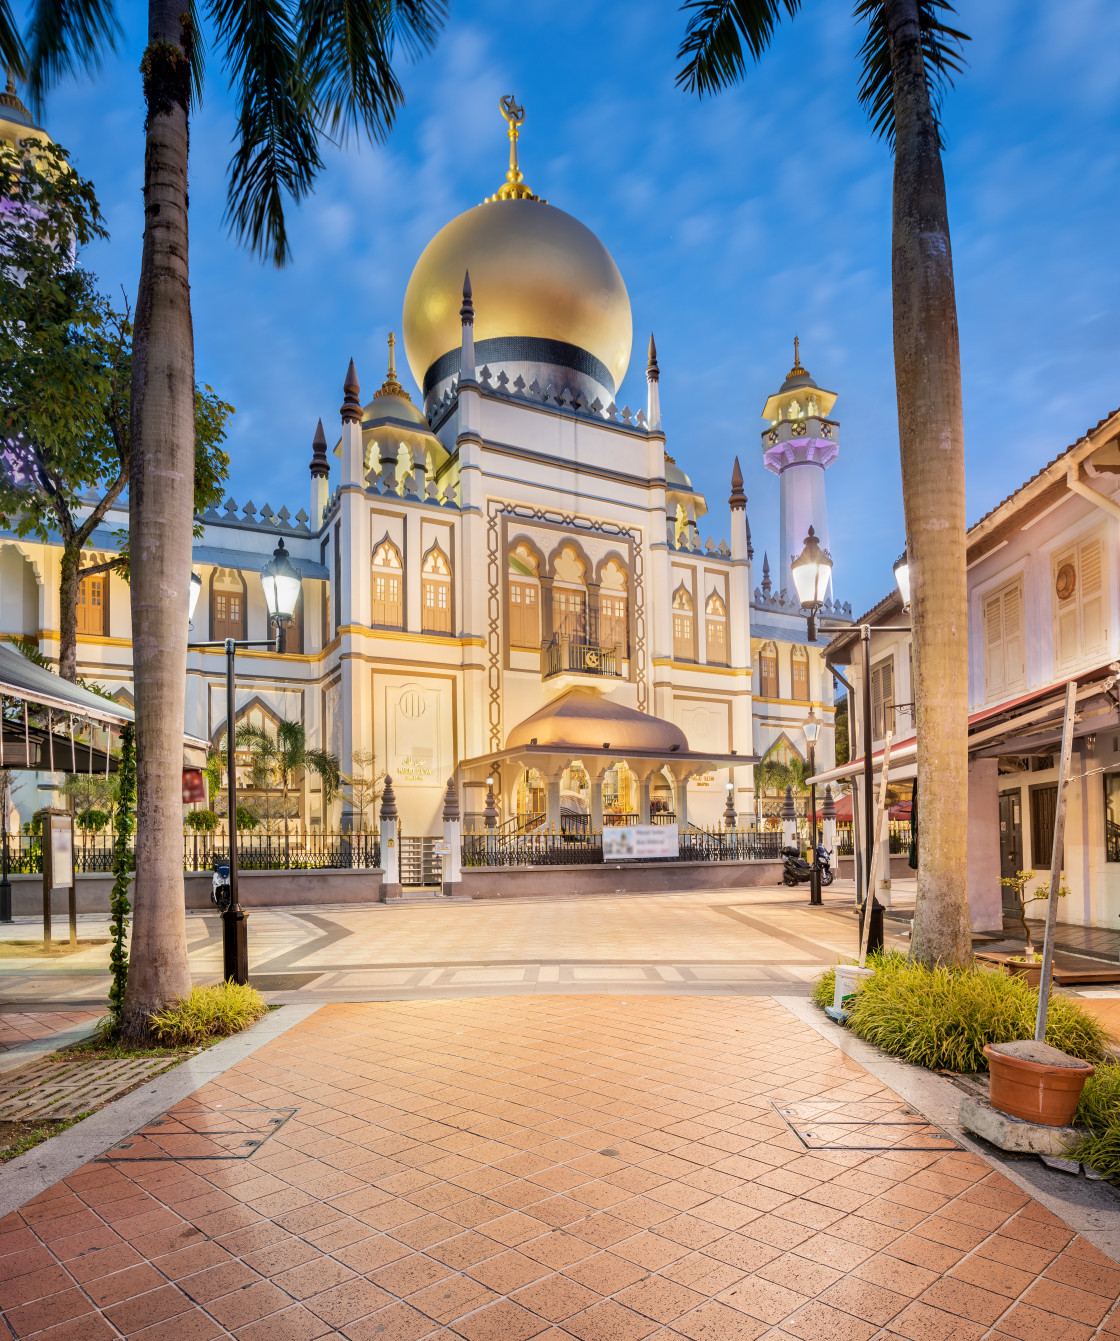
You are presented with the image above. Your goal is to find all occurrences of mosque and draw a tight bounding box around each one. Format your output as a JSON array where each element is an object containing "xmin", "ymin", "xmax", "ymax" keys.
[{"xmin": 1, "ymin": 91, "xmax": 849, "ymax": 866}]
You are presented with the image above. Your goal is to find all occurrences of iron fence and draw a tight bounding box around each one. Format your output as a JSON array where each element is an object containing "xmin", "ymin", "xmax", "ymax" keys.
[
  {"xmin": 0, "ymin": 831, "xmax": 380, "ymax": 875},
  {"xmin": 461, "ymin": 825, "xmax": 783, "ymax": 868},
  {"xmin": 835, "ymin": 821, "xmax": 912, "ymax": 857}
]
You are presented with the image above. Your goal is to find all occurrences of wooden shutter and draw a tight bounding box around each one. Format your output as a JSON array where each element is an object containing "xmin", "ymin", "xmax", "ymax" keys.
[
  {"xmin": 1079, "ymin": 537, "xmax": 1105, "ymax": 659},
  {"xmin": 984, "ymin": 582, "xmax": 1025, "ymax": 701},
  {"xmin": 871, "ymin": 658, "xmax": 894, "ymax": 739},
  {"xmin": 791, "ymin": 655, "xmax": 808, "ymax": 701}
]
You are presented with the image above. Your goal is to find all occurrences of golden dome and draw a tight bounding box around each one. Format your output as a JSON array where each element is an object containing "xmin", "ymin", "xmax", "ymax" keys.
[
  {"xmin": 402, "ymin": 100, "xmax": 631, "ymax": 409},
  {"xmin": 0, "ymin": 74, "xmax": 48, "ymax": 149}
]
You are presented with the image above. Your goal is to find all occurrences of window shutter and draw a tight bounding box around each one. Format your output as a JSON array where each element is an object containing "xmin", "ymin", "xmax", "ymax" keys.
[
  {"xmin": 1079, "ymin": 537, "xmax": 1105, "ymax": 658},
  {"xmin": 984, "ymin": 592, "xmax": 1004, "ymax": 698},
  {"xmin": 1002, "ymin": 583, "xmax": 1025, "ymax": 691},
  {"xmin": 1054, "ymin": 546, "xmax": 1080, "ymax": 669}
]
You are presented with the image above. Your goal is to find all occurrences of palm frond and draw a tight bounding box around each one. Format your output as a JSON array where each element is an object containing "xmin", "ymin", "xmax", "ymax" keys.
[
  {"xmin": 676, "ymin": 0, "xmax": 801, "ymax": 97},
  {"xmin": 24, "ymin": 0, "xmax": 122, "ymax": 109},
  {"xmin": 854, "ymin": 0, "xmax": 969, "ymax": 148},
  {"xmin": 303, "ymin": 747, "xmax": 340, "ymax": 802},
  {"xmin": 0, "ymin": 0, "xmax": 27, "ymax": 77},
  {"xmin": 297, "ymin": 0, "xmax": 445, "ymax": 143},
  {"xmin": 209, "ymin": 0, "xmax": 322, "ymax": 265}
]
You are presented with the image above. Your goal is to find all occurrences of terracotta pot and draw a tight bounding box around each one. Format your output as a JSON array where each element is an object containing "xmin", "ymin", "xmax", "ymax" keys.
[
  {"xmin": 973, "ymin": 953, "xmax": 1048, "ymax": 989},
  {"xmin": 983, "ymin": 1043, "xmax": 1094, "ymax": 1126}
]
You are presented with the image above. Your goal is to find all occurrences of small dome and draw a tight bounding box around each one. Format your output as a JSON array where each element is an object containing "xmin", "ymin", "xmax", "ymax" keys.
[
  {"xmin": 364, "ymin": 388, "xmax": 428, "ymax": 429},
  {"xmin": 506, "ymin": 688, "xmax": 689, "ymax": 754},
  {"xmin": 0, "ymin": 76, "xmax": 48, "ymax": 147}
]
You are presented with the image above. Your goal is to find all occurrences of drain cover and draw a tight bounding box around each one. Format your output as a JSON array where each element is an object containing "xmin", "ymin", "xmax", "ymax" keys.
[
  {"xmin": 773, "ymin": 1099, "xmax": 958, "ymax": 1152},
  {"xmin": 100, "ymin": 1106, "xmax": 297, "ymax": 1161},
  {"xmin": 0, "ymin": 1057, "xmax": 178, "ymax": 1121}
]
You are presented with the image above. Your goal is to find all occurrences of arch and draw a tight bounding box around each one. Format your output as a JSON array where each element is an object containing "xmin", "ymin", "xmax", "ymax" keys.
[
  {"xmin": 759, "ymin": 640, "xmax": 779, "ymax": 698},
  {"xmin": 508, "ymin": 542, "xmax": 542, "ymax": 649},
  {"xmin": 372, "ymin": 534, "xmax": 403, "ymax": 628},
  {"xmin": 705, "ymin": 590, "xmax": 728, "ymax": 665},
  {"xmin": 594, "ymin": 551, "xmax": 629, "ymax": 587},
  {"xmin": 210, "ymin": 567, "xmax": 247, "ymax": 641},
  {"xmin": 791, "ymin": 644, "xmax": 809, "ymax": 701},
  {"xmin": 421, "ymin": 541, "xmax": 452, "ymax": 634},
  {"xmin": 209, "ymin": 692, "xmax": 287, "ymax": 747},
  {"xmin": 672, "ymin": 583, "xmax": 695, "ymax": 661},
  {"xmin": 546, "ymin": 538, "xmax": 592, "ymax": 582},
  {"xmin": 507, "ymin": 535, "xmax": 546, "ymax": 576}
]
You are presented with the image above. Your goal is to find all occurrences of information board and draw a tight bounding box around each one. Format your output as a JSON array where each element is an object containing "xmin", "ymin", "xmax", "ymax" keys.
[
  {"xmin": 602, "ymin": 824, "xmax": 679, "ymax": 862},
  {"xmin": 50, "ymin": 814, "xmax": 74, "ymax": 890}
]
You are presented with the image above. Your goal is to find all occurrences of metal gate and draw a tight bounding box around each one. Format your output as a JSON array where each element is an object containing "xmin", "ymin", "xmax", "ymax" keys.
[{"xmin": 399, "ymin": 836, "xmax": 442, "ymax": 886}]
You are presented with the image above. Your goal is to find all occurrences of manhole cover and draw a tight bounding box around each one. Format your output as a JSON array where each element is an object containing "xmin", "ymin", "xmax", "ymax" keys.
[
  {"xmin": 247, "ymin": 973, "xmax": 323, "ymax": 991},
  {"xmin": 100, "ymin": 1106, "xmax": 297, "ymax": 1161},
  {"xmin": 0, "ymin": 1057, "xmax": 178, "ymax": 1121},
  {"xmin": 773, "ymin": 1099, "xmax": 958, "ymax": 1152}
]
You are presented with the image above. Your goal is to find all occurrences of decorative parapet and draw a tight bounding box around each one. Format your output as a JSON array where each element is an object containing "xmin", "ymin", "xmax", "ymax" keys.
[
  {"xmin": 197, "ymin": 497, "xmax": 312, "ymax": 534},
  {"xmin": 751, "ymin": 588, "xmax": 851, "ymax": 619},
  {"xmin": 762, "ymin": 417, "xmax": 840, "ymax": 474},
  {"xmin": 428, "ymin": 366, "xmax": 656, "ymax": 433},
  {"xmin": 364, "ymin": 459, "xmax": 460, "ymax": 508}
]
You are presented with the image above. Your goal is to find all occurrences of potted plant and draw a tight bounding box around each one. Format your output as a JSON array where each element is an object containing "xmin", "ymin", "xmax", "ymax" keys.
[
  {"xmin": 984, "ymin": 1040, "xmax": 1094, "ymax": 1126},
  {"xmin": 975, "ymin": 870, "xmax": 1069, "ymax": 986}
]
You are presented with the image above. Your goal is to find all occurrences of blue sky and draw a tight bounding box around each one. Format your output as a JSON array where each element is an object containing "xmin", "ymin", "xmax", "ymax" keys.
[{"xmin": 20, "ymin": 0, "xmax": 1120, "ymax": 617}]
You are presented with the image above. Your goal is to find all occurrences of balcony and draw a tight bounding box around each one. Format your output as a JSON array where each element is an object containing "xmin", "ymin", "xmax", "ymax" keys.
[{"xmin": 541, "ymin": 635, "xmax": 622, "ymax": 682}]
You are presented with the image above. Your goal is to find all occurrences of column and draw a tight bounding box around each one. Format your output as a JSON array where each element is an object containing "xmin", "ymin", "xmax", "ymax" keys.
[
  {"xmin": 441, "ymin": 776, "xmax": 461, "ymax": 897},
  {"xmin": 544, "ymin": 765, "xmax": 563, "ymax": 831},
  {"xmin": 379, "ymin": 776, "xmax": 401, "ymax": 901},
  {"xmin": 588, "ymin": 766, "xmax": 605, "ymax": 831}
]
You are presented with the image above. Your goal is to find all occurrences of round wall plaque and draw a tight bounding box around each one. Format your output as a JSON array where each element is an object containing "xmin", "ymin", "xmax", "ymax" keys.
[{"xmin": 1055, "ymin": 563, "xmax": 1076, "ymax": 602}]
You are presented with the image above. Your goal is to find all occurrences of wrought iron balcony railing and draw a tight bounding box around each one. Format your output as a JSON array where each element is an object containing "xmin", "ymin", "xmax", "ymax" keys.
[{"xmin": 540, "ymin": 636, "xmax": 622, "ymax": 681}]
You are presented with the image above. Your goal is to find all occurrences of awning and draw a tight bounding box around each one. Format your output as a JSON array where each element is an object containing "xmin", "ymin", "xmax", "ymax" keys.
[{"xmin": 0, "ymin": 641, "xmax": 133, "ymax": 725}]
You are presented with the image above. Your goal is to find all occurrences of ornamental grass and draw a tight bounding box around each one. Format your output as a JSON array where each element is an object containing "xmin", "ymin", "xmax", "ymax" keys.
[
  {"xmin": 148, "ymin": 981, "xmax": 268, "ymax": 1046},
  {"xmin": 1068, "ymin": 1063, "xmax": 1120, "ymax": 1179},
  {"xmin": 812, "ymin": 951, "xmax": 1108, "ymax": 1073}
]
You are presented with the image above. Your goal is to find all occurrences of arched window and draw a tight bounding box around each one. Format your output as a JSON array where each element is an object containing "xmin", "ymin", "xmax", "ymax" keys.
[
  {"xmin": 508, "ymin": 544, "xmax": 541, "ymax": 648},
  {"xmin": 759, "ymin": 641, "xmax": 778, "ymax": 698},
  {"xmin": 421, "ymin": 545, "xmax": 452, "ymax": 634},
  {"xmin": 76, "ymin": 570, "xmax": 108, "ymax": 637},
  {"xmin": 705, "ymin": 592, "xmax": 727, "ymax": 664},
  {"xmin": 212, "ymin": 569, "xmax": 246, "ymax": 641},
  {"xmin": 791, "ymin": 645, "xmax": 809, "ymax": 701},
  {"xmin": 599, "ymin": 560, "xmax": 629, "ymax": 656},
  {"xmin": 552, "ymin": 545, "xmax": 587, "ymax": 641},
  {"xmin": 372, "ymin": 539, "xmax": 403, "ymax": 628},
  {"xmin": 672, "ymin": 585, "xmax": 695, "ymax": 661}
]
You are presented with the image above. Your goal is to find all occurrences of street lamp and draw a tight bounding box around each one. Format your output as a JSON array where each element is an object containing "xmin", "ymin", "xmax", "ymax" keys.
[
  {"xmin": 802, "ymin": 707, "xmax": 822, "ymax": 905},
  {"xmin": 893, "ymin": 551, "xmax": 910, "ymax": 611},
  {"xmin": 484, "ymin": 776, "xmax": 499, "ymax": 830},
  {"xmin": 194, "ymin": 540, "xmax": 303, "ymax": 983},
  {"xmin": 723, "ymin": 780, "xmax": 737, "ymax": 831},
  {"xmin": 790, "ymin": 527, "xmax": 833, "ymax": 642}
]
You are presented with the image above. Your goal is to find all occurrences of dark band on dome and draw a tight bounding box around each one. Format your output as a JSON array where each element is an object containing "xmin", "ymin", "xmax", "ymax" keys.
[{"xmin": 424, "ymin": 337, "xmax": 616, "ymax": 397}]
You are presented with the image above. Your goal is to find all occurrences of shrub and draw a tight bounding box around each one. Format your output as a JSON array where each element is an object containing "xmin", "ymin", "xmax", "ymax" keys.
[
  {"xmin": 185, "ymin": 809, "xmax": 220, "ymax": 833},
  {"xmin": 812, "ymin": 966, "xmax": 836, "ymax": 1010},
  {"xmin": 148, "ymin": 982, "xmax": 268, "ymax": 1046},
  {"xmin": 1067, "ymin": 1063, "xmax": 1120, "ymax": 1179},
  {"xmin": 78, "ymin": 807, "xmax": 111, "ymax": 832},
  {"xmin": 814, "ymin": 951, "xmax": 1109, "ymax": 1072}
]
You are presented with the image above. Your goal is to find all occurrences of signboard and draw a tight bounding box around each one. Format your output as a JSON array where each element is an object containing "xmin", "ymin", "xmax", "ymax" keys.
[
  {"xmin": 602, "ymin": 824, "xmax": 679, "ymax": 862},
  {"xmin": 49, "ymin": 814, "xmax": 73, "ymax": 890},
  {"xmin": 432, "ymin": 841, "xmax": 452, "ymax": 856},
  {"xmin": 182, "ymin": 768, "xmax": 206, "ymax": 803}
]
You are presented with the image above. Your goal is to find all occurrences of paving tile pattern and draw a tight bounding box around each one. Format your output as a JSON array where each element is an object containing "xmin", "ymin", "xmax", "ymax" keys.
[
  {"xmin": 0, "ymin": 1011, "xmax": 101, "ymax": 1053},
  {"xmin": 2, "ymin": 996, "xmax": 1119, "ymax": 1340},
  {"xmin": 0, "ymin": 1058, "xmax": 177, "ymax": 1120}
]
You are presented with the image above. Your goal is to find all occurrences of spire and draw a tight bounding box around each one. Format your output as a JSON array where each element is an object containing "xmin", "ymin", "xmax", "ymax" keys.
[
  {"xmin": 460, "ymin": 270, "xmax": 474, "ymax": 327},
  {"xmin": 372, "ymin": 332, "xmax": 410, "ymax": 403},
  {"xmin": 729, "ymin": 456, "xmax": 746, "ymax": 512},
  {"xmin": 823, "ymin": 785, "xmax": 837, "ymax": 822},
  {"xmin": 761, "ymin": 553, "xmax": 772, "ymax": 598},
  {"xmin": 786, "ymin": 335, "xmax": 808, "ymax": 381},
  {"xmin": 646, "ymin": 333, "xmax": 659, "ymax": 384},
  {"xmin": 309, "ymin": 419, "xmax": 328, "ymax": 479},
  {"xmin": 442, "ymin": 775, "xmax": 460, "ymax": 823},
  {"xmin": 379, "ymin": 776, "xmax": 398, "ymax": 821},
  {"xmin": 340, "ymin": 359, "xmax": 361, "ymax": 424},
  {"xmin": 485, "ymin": 94, "xmax": 542, "ymax": 202}
]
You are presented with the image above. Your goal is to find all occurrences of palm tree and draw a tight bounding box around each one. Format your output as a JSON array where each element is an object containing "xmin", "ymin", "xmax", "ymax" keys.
[
  {"xmin": 677, "ymin": 0, "xmax": 971, "ymax": 966},
  {"xmin": 237, "ymin": 720, "xmax": 340, "ymax": 865},
  {"xmin": 5, "ymin": 0, "xmax": 444, "ymax": 1036}
]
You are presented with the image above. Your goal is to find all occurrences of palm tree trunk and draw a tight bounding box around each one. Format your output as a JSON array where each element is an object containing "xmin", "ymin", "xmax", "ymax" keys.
[
  {"xmin": 58, "ymin": 543, "xmax": 80, "ymax": 684},
  {"xmin": 885, "ymin": 0, "xmax": 971, "ymax": 967},
  {"xmin": 120, "ymin": 0, "xmax": 195, "ymax": 1036}
]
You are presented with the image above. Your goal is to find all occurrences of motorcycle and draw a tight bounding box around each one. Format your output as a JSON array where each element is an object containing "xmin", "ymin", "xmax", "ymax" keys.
[{"xmin": 782, "ymin": 844, "xmax": 834, "ymax": 888}]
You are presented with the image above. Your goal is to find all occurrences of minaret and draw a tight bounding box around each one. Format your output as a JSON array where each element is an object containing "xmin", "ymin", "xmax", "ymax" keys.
[
  {"xmin": 309, "ymin": 418, "xmax": 329, "ymax": 528},
  {"xmin": 460, "ymin": 270, "xmax": 475, "ymax": 382},
  {"xmin": 761, "ymin": 338, "xmax": 839, "ymax": 600},
  {"xmin": 646, "ymin": 333, "xmax": 661, "ymax": 431}
]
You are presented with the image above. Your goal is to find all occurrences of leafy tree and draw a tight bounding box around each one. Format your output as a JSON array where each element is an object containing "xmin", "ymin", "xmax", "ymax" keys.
[
  {"xmin": 340, "ymin": 748, "xmax": 385, "ymax": 833},
  {"xmin": 999, "ymin": 870, "xmax": 1070, "ymax": 960},
  {"xmin": 0, "ymin": 139, "xmax": 232, "ymax": 684},
  {"xmin": 184, "ymin": 808, "xmax": 220, "ymax": 833},
  {"xmin": 7, "ymin": 0, "xmax": 445, "ymax": 1042},
  {"xmin": 834, "ymin": 697, "xmax": 849, "ymax": 768},
  {"xmin": 236, "ymin": 719, "xmax": 339, "ymax": 860},
  {"xmin": 676, "ymin": 0, "xmax": 972, "ymax": 966}
]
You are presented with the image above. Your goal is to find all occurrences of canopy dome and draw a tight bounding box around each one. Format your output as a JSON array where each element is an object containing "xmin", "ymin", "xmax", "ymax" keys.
[
  {"xmin": 506, "ymin": 688, "xmax": 688, "ymax": 755},
  {"xmin": 402, "ymin": 100, "xmax": 632, "ymax": 412}
]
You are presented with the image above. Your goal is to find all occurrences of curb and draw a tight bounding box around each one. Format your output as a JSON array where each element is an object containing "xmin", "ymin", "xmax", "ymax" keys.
[
  {"xmin": 0, "ymin": 1003, "xmax": 321, "ymax": 1219},
  {"xmin": 776, "ymin": 996, "xmax": 1120, "ymax": 1265}
]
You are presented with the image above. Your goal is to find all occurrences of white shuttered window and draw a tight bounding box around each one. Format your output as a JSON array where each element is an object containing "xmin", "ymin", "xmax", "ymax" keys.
[
  {"xmin": 983, "ymin": 579, "xmax": 1026, "ymax": 702},
  {"xmin": 1053, "ymin": 534, "xmax": 1107, "ymax": 672}
]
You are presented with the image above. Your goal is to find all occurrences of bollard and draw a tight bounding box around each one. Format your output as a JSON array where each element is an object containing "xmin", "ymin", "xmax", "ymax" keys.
[
  {"xmin": 809, "ymin": 867, "xmax": 822, "ymax": 906},
  {"xmin": 859, "ymin": 898, "xmax": 884, "ymax": 956},
  {"xmin": 222, "ymin": 904, "xmax": 249, "ymax": 985}
]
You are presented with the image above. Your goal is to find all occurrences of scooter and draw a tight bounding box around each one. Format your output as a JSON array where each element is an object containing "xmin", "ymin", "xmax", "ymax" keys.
[
  {"xmin": 782, "ymin": 845, "xmax": 834, "ymax": 888},
  {"xmin": 211, "ymin": 863, "xmax": 233, "ymax": 914}
]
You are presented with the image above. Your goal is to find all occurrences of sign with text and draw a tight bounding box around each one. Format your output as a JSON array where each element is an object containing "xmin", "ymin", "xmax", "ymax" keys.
[
  {"xmin": 50, "ymin": 814, "xmax": 74, "ymax": 890},
  {"xmin": 602, "ymin": 824, "xmax": 678, "ymax": 862},
  {"xmin": 182, "ymin": 768, "xmax": 205, "ymax": 804}
]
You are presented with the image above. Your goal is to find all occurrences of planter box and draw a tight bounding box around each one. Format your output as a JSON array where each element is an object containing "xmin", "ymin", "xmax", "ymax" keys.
[{"xmin": 974, "ymin": 952, "xmax": 1048, "ymax": 988}]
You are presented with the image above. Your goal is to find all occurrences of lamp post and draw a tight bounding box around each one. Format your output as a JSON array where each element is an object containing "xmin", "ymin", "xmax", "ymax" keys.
[
  {"xmin": 484, "ymin": 776, "xmax": 499, "ymax": 830},
  {"xmin": 194, "ymin": 540, "xmax": 302, "ymax": 983},
  {"xmin": 802, "ymin": 707, "xmax": 822, "ymax": 905},
  {"xmin": 723, "ymin": 780, "xmax": 736, "ymax": 831},
  {"xmin": 792, "ymin": 528, "xmax": 911, "ymax": 913}
]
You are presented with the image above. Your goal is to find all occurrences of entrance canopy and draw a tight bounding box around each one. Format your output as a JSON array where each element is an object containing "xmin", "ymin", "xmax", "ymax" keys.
[{"xmin": 462, "ymin": 688, "xmax": 756, "ymax": 828}]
